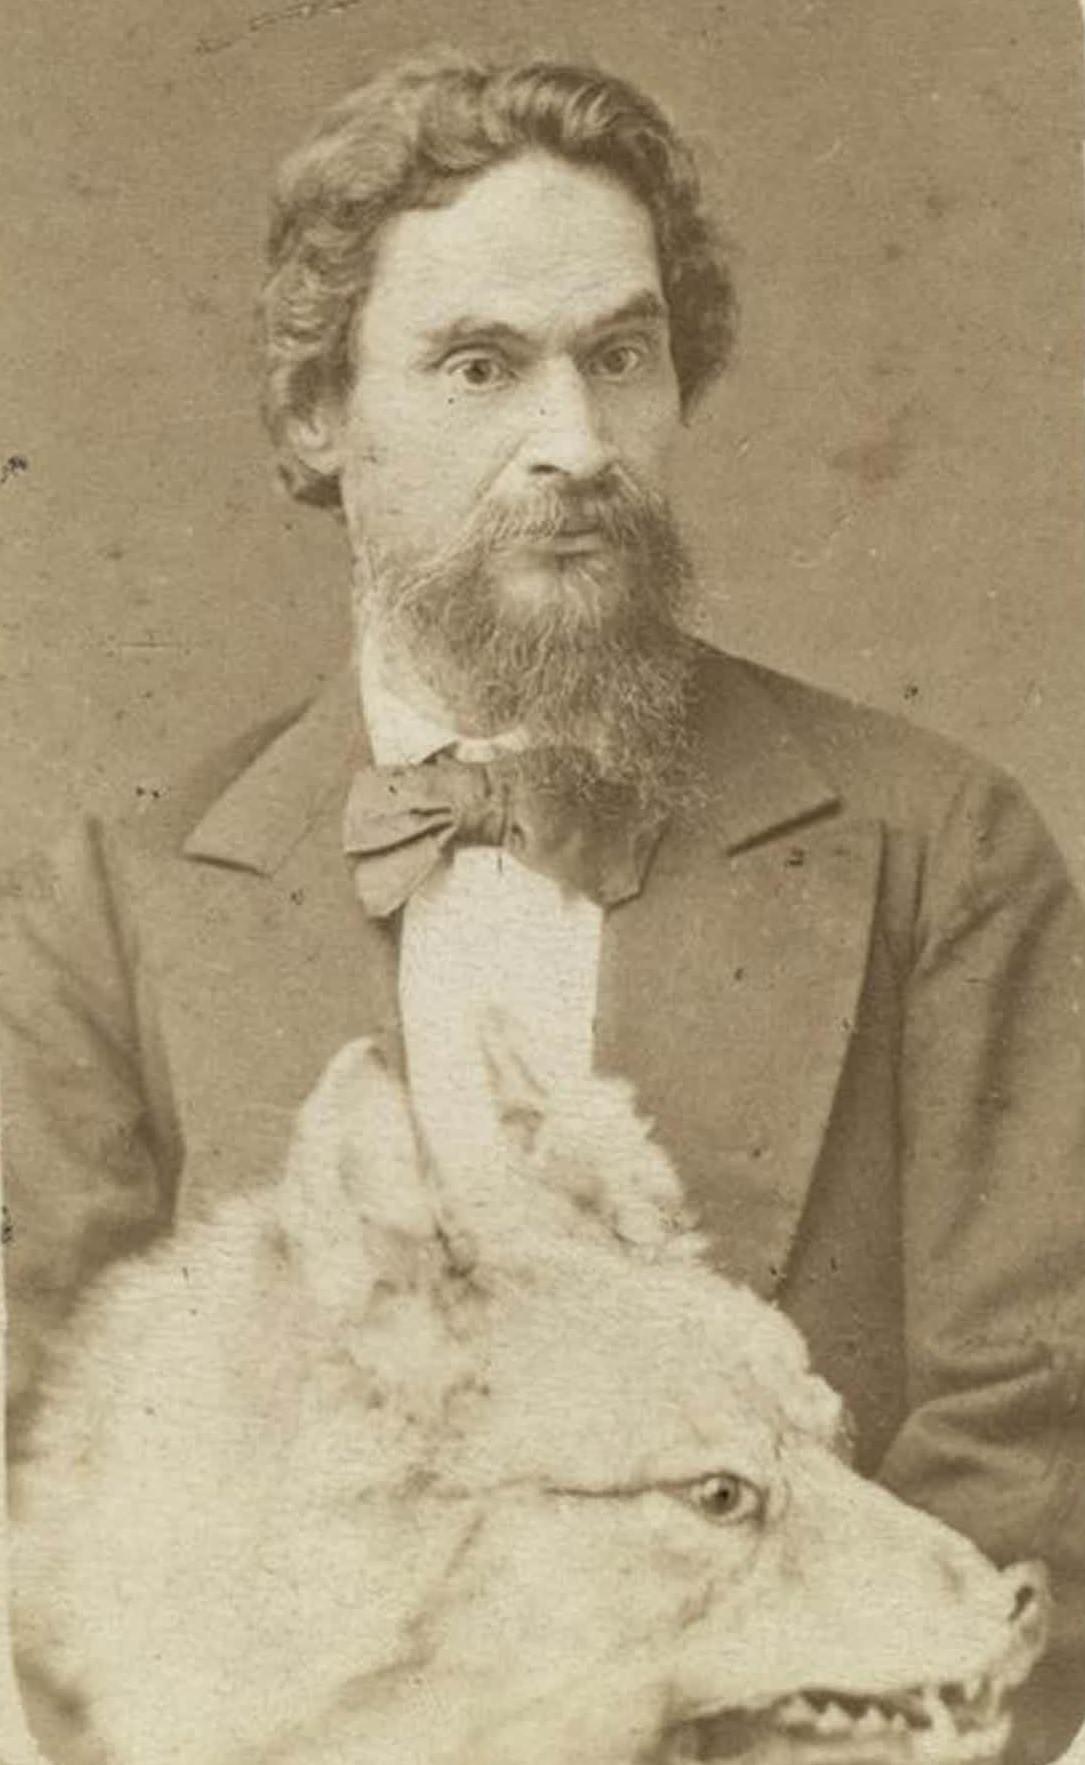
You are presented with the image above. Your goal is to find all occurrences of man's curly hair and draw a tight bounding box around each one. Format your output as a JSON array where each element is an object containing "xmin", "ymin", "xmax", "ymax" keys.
[{"xmin": 260, "ymin": 52, "xmax": 737, "ymax": 507}]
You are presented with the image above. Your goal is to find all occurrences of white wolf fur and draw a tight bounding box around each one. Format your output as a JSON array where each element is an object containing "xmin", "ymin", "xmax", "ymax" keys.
[{"xmin": 10, "ymin": 1035, "xmax": 1047, "ymax": 1765}]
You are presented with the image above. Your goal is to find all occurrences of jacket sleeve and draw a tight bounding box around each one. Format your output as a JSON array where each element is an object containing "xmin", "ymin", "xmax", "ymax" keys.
[
  {"xmin": 0, "ymin": 817, "xmax": 181, "ymax": 1448},
  {"xmin": 877, "ymin": 764, "xmax": 1085, "ymax": 1764}
]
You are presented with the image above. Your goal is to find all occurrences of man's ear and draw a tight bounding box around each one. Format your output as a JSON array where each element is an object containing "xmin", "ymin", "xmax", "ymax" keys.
[{"xmin": 286, "ymin": 395, "xmax": 346, "ymax": 481}]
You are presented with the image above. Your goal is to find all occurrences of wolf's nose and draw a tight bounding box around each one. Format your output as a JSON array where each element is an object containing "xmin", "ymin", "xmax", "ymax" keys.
[{"xmin": 1004, "ymin": 1561, "xmax": 1050, "ymax": 1659}]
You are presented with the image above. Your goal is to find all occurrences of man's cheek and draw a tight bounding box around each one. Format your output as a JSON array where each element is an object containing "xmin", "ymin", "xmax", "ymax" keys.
[
  {"xmin": 348, "ymin": 463, "xmax": 433, "ymax": 551},
  {"xmin": 614, "ymin": 396, "xmax": 679, "ymax": 482}
]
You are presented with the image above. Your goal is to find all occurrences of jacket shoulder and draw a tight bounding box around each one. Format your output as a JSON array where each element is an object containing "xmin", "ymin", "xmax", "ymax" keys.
[
  {"xmin": 695, "ymin": 644, "xmax": 1019, "ymax": 832},
  {"xmin": 0, "ymin": 697, "xmax": 315, "ymax": 940}
]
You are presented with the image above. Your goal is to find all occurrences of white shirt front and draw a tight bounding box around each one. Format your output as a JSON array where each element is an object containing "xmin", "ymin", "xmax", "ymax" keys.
[{"xmin": 358, "ymin": 630, "xmax": 602, "ymax": 1170}]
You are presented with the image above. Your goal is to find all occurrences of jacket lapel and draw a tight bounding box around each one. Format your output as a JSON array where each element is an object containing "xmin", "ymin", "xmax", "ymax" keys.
[
  {"xmin": 182, "ymin": 669, "xmax": 369, "ymax": 878},
  {"xmin": 596, "ymin": 655, "xmax": 883, "ymax": 1297},
  {"xmin": 150, "ymin": 672, "xmax": 402, "ymax": 1210}
]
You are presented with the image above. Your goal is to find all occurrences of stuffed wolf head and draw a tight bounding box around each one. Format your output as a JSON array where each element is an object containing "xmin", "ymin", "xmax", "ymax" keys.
[{"xmin": 12, "ymin": 1034, "xmax": 1048, "ymax": 1765}]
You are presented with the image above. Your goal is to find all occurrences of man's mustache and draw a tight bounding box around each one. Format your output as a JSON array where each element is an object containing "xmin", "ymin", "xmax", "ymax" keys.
[
  {"xmin": 466, "ymin": 472, "xmax": 671, "ymax": 552},
  {"xmin": 368, "ymin": 464, "xmax": 689, "ymax": 635}
]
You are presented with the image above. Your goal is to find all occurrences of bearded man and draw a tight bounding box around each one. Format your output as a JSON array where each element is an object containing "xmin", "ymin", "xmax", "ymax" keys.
[{"xmin": 2, "ymin": 53, "xmax": 1084, "ymax": 1764}]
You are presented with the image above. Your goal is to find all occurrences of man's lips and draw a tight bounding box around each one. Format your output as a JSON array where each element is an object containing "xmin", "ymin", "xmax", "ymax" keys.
[{"xmin": 530, "ymin": 524, "xmax": 608, "ymax": 555}]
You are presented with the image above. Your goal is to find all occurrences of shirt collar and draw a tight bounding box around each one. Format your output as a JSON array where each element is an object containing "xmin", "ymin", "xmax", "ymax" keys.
[{"xmin": 182, "ymin": 639, "xmax": 841, "ymax": 881}]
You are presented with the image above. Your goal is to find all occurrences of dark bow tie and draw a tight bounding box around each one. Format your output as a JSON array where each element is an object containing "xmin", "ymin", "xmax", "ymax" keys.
[{"xmin": 342, "ymin": 753, "xmax": 664, "ymax": 917}]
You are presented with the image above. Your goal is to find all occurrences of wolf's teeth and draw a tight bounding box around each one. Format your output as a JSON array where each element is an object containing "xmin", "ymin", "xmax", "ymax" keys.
[
  {"xmin": 769, "ymin": 1684, "xmax": 1008, "ymax": 1751},
  {"xmin": 919, "ymin": 1691, "xmax": 958, "ymax": 1748},
  {"xmin": 813, "ymin": 1702, "xmax": 852, "ymax": 1735},
  {"xmin": 778, "ymin": 1696, "xmax": 815, "ymax": 1726},
  {"xmin": 854, "ymin": 1707, "xmax": 891, "ymax": 1736}
]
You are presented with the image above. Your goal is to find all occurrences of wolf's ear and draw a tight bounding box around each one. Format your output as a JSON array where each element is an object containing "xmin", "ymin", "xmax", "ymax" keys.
[
  {"xmin": 275, "ymin": 1037, "xmax": 440, "ymax": 1316},
  {"xmin": 477, "ymin": 1011, "xmax": 705, "ymax": 1265},
  {"xmin": 284, "ymin": 1036, "xmax": 428, "ymax": 1223},
  {"xmin": 479, "ymin": 1010, "xmax": 548, "ymax": 1154}
]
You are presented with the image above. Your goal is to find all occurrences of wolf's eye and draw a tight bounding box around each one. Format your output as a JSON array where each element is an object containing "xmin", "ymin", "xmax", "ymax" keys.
[{"xmin": 681, "ymin": 1472, "xmax": 764, "ymax": 1524}]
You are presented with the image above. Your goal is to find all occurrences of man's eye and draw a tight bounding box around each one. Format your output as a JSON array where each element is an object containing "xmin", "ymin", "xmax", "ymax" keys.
[
  {"xmin": 677, "ymin": 1471, "xmax": 765, "ymax": 1525},
  {"xmin": 591, "ymin": 341, "xmax": 647, "ymax": 381},
  {"xmin": 448, "ymin": 353, "xmax": 512, "ymax": 391}
]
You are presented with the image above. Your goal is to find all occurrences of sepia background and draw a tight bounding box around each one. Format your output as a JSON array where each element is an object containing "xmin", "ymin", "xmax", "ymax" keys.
[{"xmin": 2, "ymin": 0, "xmax": 1083, "ymax": 880}]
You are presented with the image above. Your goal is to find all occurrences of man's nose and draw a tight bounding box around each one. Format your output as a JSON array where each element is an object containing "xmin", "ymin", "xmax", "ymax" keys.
[{"xmin": 521, "ymin": 359, "xmax": 616, "ymax": 482}]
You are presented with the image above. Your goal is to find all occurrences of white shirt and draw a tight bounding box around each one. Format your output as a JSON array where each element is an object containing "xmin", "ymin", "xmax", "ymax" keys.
[{"xmin": 358, "ymin": 629, "xmax": 603, "ymax": 1171}]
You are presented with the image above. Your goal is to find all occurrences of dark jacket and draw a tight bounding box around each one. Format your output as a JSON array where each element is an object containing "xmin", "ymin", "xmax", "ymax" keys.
[{"xmin": 3, "ymin": 643, "xmax": 1084, "ymax": 1760}]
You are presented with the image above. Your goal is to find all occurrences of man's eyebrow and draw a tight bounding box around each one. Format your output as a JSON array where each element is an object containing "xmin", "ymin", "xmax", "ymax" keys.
[
  {"xmin": 418, "ymin": 316, "xmax": 531, "ymax": 357},
  {"xmin": 585, "ymin": 290, "xmax": 670, "ymax": 336},
  {"xmin": 418, "ymin": 290, "xmax": 669, "ymax": 358}
]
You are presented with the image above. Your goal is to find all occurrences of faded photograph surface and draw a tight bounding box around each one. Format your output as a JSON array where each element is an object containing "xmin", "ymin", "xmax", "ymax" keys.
[{"xmin": 1, "ymin": 5, "xmax": 1084, "ymax": 1765}]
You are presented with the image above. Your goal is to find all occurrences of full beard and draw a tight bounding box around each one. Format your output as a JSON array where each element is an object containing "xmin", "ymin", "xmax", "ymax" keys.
[{"xmin": 358, "ymin": 469, "xmax": 701, "ymax": 819}]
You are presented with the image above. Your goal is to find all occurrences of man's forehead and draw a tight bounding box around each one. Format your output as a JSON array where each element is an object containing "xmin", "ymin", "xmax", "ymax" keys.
[{"xmin": 358, "ymin": 152, "xmax": 666, "ymax": 352}]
